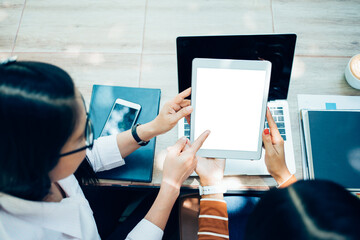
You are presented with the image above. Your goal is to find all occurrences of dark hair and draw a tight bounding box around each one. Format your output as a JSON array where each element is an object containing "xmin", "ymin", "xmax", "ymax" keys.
[
  {"xmin": 0, "ymin": 61, "xmax": 80, "ymax": 201},
  {"xmin": 245, "ymin": 180, "xmax": 360, "ymax": 240},
  {"xmin": 75, "ymin": 157, "xmax": 99, "ymax": 186}
]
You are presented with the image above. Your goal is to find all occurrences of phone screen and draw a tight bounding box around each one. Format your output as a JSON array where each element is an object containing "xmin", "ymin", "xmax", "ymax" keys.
[{"xmin": 101, "ymin": 103, "xmax": 140, "ymax": 137}]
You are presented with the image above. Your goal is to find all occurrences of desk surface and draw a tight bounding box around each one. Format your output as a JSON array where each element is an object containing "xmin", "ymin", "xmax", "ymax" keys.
[{"xmin": 2, "ymin": 0, "xmax": 360, "ymax": 190}]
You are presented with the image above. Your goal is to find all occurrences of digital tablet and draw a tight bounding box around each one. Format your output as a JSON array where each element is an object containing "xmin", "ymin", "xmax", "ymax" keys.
[{"xmin": 190, "ymin": 58, "xmax": 271, "ymax": 160}]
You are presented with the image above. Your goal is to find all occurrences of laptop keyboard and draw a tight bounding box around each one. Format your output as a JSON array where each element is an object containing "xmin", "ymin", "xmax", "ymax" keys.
[
  {"xmin": 183, "ymin": 106, "xmax": 286, "ymax": 141},
  {"xmin": 184, "ymin": 118, "xmax": 190, "ymax": 138},
  {"xmin": 265, "ymin": 107, "xmax": 286, "ymax": 141}
]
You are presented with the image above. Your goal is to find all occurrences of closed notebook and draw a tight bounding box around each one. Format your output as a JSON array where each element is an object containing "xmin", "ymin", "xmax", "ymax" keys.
[
  {"xmin": 302, "ymin": 110, "xmax": 360, "ymax": 190},
  {"xmin": 89, "ymin": 85, "xmax": 161, "ymax": 182}
]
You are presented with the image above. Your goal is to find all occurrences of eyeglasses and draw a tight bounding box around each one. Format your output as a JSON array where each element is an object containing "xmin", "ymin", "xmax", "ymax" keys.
[
  {"xmin": 59, "ymin": 116, "xmax": 94, "ymax": 157},
  {"xmin": 59, "ymin": 96, "xmax": 94, "ymax": 157}
]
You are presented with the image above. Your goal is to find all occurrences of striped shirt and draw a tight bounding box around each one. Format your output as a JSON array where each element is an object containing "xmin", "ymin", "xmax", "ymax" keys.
[
  {"xmin": 198, "ymin": 198, "xmax": 229, "ymax": 239},
  {"xmin": 197, "ymin": 176, "xmax": 297, "ymax": 239}
]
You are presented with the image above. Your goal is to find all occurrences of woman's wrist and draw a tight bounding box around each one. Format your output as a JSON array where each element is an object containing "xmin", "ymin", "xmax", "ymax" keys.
[
  {"xmin": 271, "ymin": 168, "xmax": 292, "ymax": 185},
  {"xmin": 199, "ymin": 177, "xmax": 223, "ymax": 187},
  {"xmin": 136, "ymin": 121, "xmax": 159, "ymax": 142},
  {"xmin": 160, "ymin": 181, "xmax": 180, "ymax": 199}
]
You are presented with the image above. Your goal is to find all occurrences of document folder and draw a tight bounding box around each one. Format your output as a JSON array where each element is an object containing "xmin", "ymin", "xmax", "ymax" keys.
[
  {"xmin": 89, "ymin": 85, "xmax": 161, "ymax": 182},
  {"xmin": 301, "ymin": 110, "xmax": 360, "ymax": 191}
]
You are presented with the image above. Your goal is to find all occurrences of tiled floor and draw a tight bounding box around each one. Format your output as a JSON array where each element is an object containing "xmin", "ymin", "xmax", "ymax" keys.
[{"xmin": 1, "ymin": 0, "xmax": 360, "ymax": 186}]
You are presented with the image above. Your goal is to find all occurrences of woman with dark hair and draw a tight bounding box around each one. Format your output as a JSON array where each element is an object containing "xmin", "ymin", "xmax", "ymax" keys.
[
  {"xmin": 195, "ymin": 108, "xmax": 360, "ymax": 239},
  {"xmin": 0, "ymin": 58, "xmax": 209, "ymax": 240},
  {"xmin": 244, "ymin": 180, "xmax": 360, "ymax": 240}
]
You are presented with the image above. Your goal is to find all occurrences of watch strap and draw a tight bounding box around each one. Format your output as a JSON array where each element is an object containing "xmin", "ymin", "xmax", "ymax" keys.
[
  {"xmin": 131, "ymin": 123, "xmax": 150, "ymax": 146},
  {"xmin": 199, "ymin": 184, "xmax": 227, "ymax": 196}
]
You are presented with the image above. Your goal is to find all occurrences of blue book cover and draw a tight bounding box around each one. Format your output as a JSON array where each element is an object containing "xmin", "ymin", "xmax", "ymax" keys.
[
  {"xmin": 308, "ymin": 110, "xmax": 360, "ymax": 189},
  {"xmin": 89, "ymin": 85, "xmax": 161, "ymax": 182}
]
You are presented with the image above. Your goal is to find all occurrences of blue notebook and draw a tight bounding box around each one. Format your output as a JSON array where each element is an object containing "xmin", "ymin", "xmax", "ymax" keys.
[
  {"xmin": 303, "ymin": 110, "xmax": 360, "ymax": 190},
  {"xmin": 89, "ymin": 85, "xmax": 161, "ymax": 182}
]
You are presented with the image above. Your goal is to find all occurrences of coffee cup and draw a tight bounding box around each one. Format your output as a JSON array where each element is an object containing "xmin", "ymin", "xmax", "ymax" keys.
[{"xmin": 345, "ymin": 54, "xmax": 360, "ymax": 90}]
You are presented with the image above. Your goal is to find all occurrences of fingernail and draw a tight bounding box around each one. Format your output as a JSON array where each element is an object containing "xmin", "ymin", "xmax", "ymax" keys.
[
  {"xmin": 264, "ymin": 129, "xmax": 270, "ymax": 135},
  {"xmin": 186, "ymin": 106, "xmax": 193, "ymax": 112}
]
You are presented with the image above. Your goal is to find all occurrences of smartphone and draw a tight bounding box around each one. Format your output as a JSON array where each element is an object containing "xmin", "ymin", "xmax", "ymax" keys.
[{"xmin": 100, "ymin": 99, "xmax": 141, "ymax": 137}]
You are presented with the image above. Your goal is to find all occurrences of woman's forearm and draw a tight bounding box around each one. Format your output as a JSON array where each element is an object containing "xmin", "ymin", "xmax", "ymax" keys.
[
  {"xmin": 144, "ymin": 183, "xmax": 180, "ymax": 230},
  {"xmin": 115, "ymin": 120, "xmax": 159, "ymax": 158}
]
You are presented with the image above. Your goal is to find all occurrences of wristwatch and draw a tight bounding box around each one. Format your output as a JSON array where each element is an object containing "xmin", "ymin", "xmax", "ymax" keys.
[
  {"xmin": 131, "ymin": 123, "xmax": 150, "ymax": 146},
  {"xmin": 199, "ymin": 184, "xmax": 227, "ymax": 196}
]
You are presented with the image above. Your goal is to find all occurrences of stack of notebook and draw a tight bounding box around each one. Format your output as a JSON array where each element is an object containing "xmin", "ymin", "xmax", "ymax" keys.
[{"xmin": 300, "ymin": 109, "xmax": 360, "ymax": 191}]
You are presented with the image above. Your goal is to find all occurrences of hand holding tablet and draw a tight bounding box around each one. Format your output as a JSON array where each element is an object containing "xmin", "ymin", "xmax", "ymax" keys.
[{"xmin": 190, "ymin": 58, "xmax": 271, "ymax": 160}]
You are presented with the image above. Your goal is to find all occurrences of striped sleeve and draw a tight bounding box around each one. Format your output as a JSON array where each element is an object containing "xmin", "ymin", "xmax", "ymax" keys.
[{"xmin": 198, "ymin": 199, "xmax": 229, "ymax": 240}]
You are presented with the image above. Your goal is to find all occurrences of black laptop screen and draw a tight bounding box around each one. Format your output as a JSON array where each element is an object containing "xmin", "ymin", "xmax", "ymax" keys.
[{"xmin": 177, "ymin": 34, "xmax": 296, "ymax": 101}]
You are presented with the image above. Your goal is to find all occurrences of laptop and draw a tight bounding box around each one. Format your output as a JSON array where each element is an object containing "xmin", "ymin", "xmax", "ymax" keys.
[{"xmin": 177, "ymin": 34, "xmax": 297, "ymax": 175}]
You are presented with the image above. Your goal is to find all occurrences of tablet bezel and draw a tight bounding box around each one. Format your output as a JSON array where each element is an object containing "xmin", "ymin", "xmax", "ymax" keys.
[{"xmin": 190, "ymin": 58, "xmax": 272, "ymax": 160}]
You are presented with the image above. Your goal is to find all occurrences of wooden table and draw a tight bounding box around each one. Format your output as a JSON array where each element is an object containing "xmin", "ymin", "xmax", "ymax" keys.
[{"xmin": 2, "ymin": 0, "xmax": 360, "ymax": 191}]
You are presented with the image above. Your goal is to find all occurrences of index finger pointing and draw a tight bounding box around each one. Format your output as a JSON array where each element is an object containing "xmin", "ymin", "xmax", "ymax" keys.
[
  {"xmin": 174, "ymin": 87, "xmax": 191, "ymax": 104},
  {"xmin": 189, "ymin": 130, "xmax": 210, "ymax": 153}
]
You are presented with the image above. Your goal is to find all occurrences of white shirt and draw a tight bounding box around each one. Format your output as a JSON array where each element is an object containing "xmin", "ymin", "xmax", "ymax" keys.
[{"xmin": 0, "ymin": 135, "xmax": 163, "ymax": 240}]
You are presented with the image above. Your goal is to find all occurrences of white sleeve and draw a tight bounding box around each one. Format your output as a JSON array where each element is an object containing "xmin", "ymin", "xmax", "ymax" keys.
[
  {"xmin": 86, "ymin": 135, "xmax": 125, "ymax": 172},
  {"xmin": 125, "ymin": 219, "xmax": 164, "ymax": 240}
]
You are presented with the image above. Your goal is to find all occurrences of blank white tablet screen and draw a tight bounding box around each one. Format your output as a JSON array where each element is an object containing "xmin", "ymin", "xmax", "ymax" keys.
[{"xmin": 194, "ymin": 68, "xmax": 266, "ymax": 151}]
